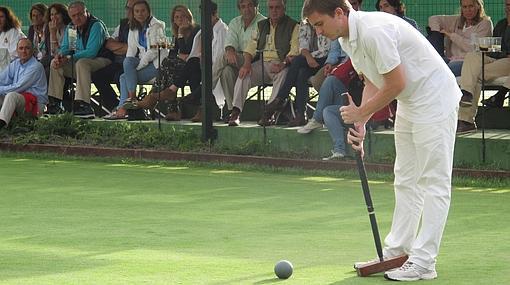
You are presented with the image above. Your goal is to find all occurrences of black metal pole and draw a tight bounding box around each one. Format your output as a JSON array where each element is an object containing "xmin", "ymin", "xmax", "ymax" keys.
[
  {"xmin": 201, "ymin": 0, "xmax": 217, "ymax": 143},
  {"xmin": 157, "ymin": 45, "xmax": 161, "ymax": 131},
  {"xmin": 70, "ymin": 52, "xmax": 75, "ymax": 114},
  {"xmin": 69, "ymin": 25, "xmax": 76, "ymax": 114},
  {"xmin": 481, "ymin": 52, "xmax": 486, "ymax": 163},
  {"xmin": 260, "ymin": 50, "xmax": 267, "ymax": 145}
]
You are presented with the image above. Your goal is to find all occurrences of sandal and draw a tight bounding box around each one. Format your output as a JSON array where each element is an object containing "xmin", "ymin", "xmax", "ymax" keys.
[
  {"xmin": 104, "ymin": 109, "xmax": 128, "ymax": 120},
  {"xmin": 122, "ymin": 98, "xmax": 138, "ymax": 110}
]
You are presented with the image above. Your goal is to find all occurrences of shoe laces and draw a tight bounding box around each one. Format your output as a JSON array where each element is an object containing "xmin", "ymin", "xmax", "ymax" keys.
[{"xmin": 400, "ymin": 261, "xmax": 416, "ymax": 272}]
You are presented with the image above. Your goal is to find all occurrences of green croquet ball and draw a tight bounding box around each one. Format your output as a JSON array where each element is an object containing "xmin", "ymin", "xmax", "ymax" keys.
[{"xmin": 274, "ymin": 260, "xmax": 293, "ymax": 279}]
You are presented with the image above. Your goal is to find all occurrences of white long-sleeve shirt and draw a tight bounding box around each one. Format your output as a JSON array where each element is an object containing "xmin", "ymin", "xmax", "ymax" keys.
[{"xmin": 0, "ymin": 28, "xmax": 25, "ymax": 61}]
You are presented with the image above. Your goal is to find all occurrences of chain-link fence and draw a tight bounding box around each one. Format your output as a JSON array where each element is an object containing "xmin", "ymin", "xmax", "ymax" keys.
[{"xmin": 4, "ymin": 0, "xmax": 506, "ymax": 36}]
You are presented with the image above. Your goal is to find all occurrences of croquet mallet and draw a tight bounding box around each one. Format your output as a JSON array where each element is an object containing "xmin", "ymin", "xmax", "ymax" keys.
[{"xmin": 341, "ymin": 93, "xmax": 408, "ymax": 277}]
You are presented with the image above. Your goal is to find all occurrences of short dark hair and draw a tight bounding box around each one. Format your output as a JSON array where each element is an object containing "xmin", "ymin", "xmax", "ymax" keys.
[
  {"xmin": 375, "ymin": 0, "xmax": 406, "ymax": 16},
  {"xmin": 237, "ymin": 0, "xmax": 259, "ymax": 9},
  {"xmin": 68, "ymin": 1, "xmax": 86, "ymax": 10},
  {"xmin": 302, "ymin": 0, "xmax": 351, "ymax": 18},
  {"xmin": 200, "ymin": 1, "xmax": 218, "ymax": 15},
  {"xmin": 17, "ymin": 37, "xmax": 33, "ymax": 49}
]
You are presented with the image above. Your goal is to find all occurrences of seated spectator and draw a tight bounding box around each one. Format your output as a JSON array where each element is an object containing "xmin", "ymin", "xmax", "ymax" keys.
[
  {"xmin": 127, "ymin": 4, "xmax": 201, "ymax": 122},
  {"xmin": 299, "ymin": 56, "xmax": 366, "ymax": 161},
  {"xmin": 261, "ymin": 20, "xmax": 331, "ymax": 127},
  {"xmin": 297, "ymin": 63, "xmax": 352, "ymax": 135},
  {"xmin": 376, "ymin": 0, "xmax": 419, "ymax": 30},
  {"xmin": 309, "ymin": 35, "xmax": 343, "ymax": 93},
  {"xmin": 457, "ymin": 3, "xmax": 510, "ymax": 134},
  {"xmin": 176, "ymin": 1, "xmax": 228, "ymax": 122},
  {"xmin": 428, "ymin": 0, "xmax": 492, "ymax": 76},
  {"xmin": 28, "ymin": 3, "xmax": 48, "ymax": 63},
  {"xmin": 0, "ymin": 38, "xmax": 47, "ymax": 129},
  {"xmin": 0, "ymin": 6, "xmax": 25, "ymax": 62},
  {"xmin": 213, "ymin": 0, "xmax": 266, "ymax": 120},
  {"xmin": 322, "ymin": 105, "xmax": 349, "ymax": 160},
  {"xmin": 108, "ymin": 0, "xmax": 166, "ymax": 120},
  {"xmin": 45, "ymin": 1, "xmax": 112, "ymax": 118},
  {"xmin": 92, "ymin": 0, "xmax": 133, "ymax": 114},
  {"xmin": 43, "ymin": 3, "xmax": 72, "ymax": 78},
  {"xmin": 228, "ymin": 0, "xmax": 299, "ymax": 126}
]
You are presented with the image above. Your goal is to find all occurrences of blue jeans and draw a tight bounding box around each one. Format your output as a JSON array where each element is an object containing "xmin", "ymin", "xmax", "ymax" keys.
[
  {"xmin": 276, "ymin": 55, "xmax": 325, "ymax": 115},
  {"xmin": 447, "ymin": 60, "xmax": 463, "ymax": 77},
  {"xmin": 118, "ymin": 57, "xmax": 158, "ymax": 107},
  {"xmin": 323, "ymin": 105, "xmax": 346, "ymax": 154},
  {"xmin": 313, "ymin": 76, "xmax": 347, "ymax": 123}
]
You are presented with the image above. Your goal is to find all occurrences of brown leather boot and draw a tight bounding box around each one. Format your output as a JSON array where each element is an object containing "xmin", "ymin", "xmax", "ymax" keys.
[
  {"xmin": 265, "ymin": 97, "xmax": 286, "ymax": 114},
  {"xmin": 136, "ymin": 89, "xmax": 177, "ymax": 110},
  {"xmin": 287, "ymin": 114, "xmax": 306, "ymax": 127},
  {"xmin": 165, "ymin": 103, "xmax": 181, "ymax": 121},
  {"xmin": 190, "ymin": 108, "xmax": 202, "ymax": 122},
  {"xmin": 158, "ymin": 88, "xmax": 177, "ymax": 102},
  {"xmin": 165, "ymin": 111, "xmax": 182, "ymax": 121},
  {"xmin": 228, "ymin": 107, "xmax": 241, "ymax": 126},
  {"xmin": 257, "ymin": 112, "xmax": 273, "ymax": 126},
  {"xmin": 135, "ymin": 92, "xmax": 158, "ymax": 109}
]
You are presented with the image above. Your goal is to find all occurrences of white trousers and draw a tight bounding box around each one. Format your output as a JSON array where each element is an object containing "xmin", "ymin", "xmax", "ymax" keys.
[
  {"xmin": 232, "ymin": 59, "xmax": 289, "ymax": 111},
  {"xmin": 383, "ymin": 108, "xmax": 458, "ymax": 270},
  {"xmin": 0, "ymin": 92, "xmax": 45, "ymax": 125}
]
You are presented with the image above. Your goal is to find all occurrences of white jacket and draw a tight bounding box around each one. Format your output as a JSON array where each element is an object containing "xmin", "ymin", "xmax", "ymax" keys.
[
  {"xmin": 126, "ymin": 16, "xmax": 169, "ymax": 70},
  {"xmin": 0, "ymin": 28, "xmax": 25, "ymax": 60}
]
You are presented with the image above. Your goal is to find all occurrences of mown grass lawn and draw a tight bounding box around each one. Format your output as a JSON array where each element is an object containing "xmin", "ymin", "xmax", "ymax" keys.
[{"xmin": 0, "ymin": 153, "xmax": 508, "ymax": 284}]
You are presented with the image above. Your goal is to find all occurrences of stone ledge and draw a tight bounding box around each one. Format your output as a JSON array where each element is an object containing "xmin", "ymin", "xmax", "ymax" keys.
[{"xmin": 0, "ymin": 143, "xmax": 508, "ymax": 179}]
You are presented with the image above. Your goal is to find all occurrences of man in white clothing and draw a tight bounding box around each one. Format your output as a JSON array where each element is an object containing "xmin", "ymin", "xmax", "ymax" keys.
[
  {"xmin": 182, "ymin": 1, "xmax": 229, "ymax": 121},
  {"xmin": 303, "ymin": 0, "xmax": 461, "ymax": 281}
]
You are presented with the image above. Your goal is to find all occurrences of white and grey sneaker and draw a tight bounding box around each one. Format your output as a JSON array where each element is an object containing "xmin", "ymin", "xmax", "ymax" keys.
[
  {"xmin": 384, "ymin": 261, "xmax": 437, "ymax": 281},
  {"xmin": 297, "ymin": 118, "xmax": 322, "ymax": 134},
  {"xmin": 322, "ymin": 150, "xmax": 345, "ymax": 161}
]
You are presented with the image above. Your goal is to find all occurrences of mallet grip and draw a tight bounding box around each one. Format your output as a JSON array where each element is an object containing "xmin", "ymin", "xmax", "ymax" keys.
[{"xmin": 341, "ymin": 92, "xmax": 358, "ymax": 147}]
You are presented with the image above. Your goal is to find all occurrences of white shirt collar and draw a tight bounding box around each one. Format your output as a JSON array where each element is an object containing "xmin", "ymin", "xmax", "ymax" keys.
[{"xmin": 346, "ymin": 9, "xmax": 359, "ymax": 49}]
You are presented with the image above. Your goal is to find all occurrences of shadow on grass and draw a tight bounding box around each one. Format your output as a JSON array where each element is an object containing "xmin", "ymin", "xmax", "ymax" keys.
[
  {"xmin": 0, "ymin": 249, "xmax": 108, "ymax": 282},
  {"xmin": 328, "ymin": 274, "xmax": 384, "ymax": 284},
  {"xmin": 253, "ymin": 277, "xmax": 284, "ymax": 284}
]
